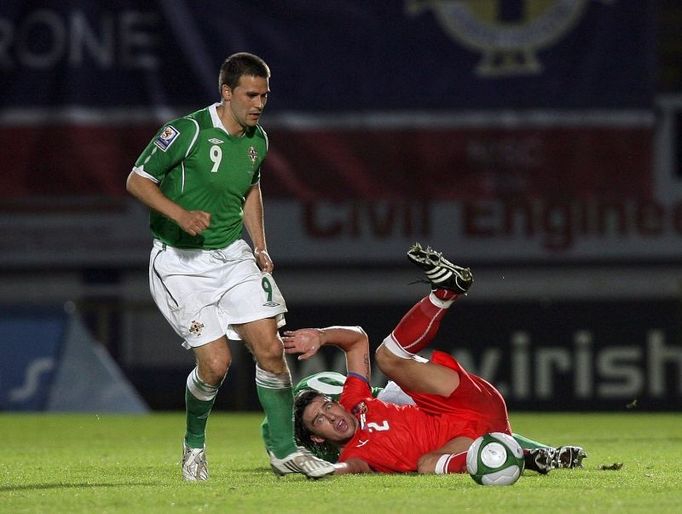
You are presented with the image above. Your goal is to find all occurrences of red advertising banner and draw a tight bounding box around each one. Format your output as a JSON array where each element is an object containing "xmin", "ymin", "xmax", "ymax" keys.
[
  {"xmin": 1, "ymin": 109, "xmax": 670, "ymax": 267},
  {"xmin": 0, "ymin": 116, "xmax": 653, "ymax": 201},
  {"xmin": 264, "ymin": 125, "xmax": 653, "ymax": 201}
]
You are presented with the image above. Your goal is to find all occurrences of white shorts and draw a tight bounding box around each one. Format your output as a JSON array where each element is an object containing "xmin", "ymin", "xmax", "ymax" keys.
[{"xmin": 149, "ymin": 239, "xmax": 287, "ymax": 349}]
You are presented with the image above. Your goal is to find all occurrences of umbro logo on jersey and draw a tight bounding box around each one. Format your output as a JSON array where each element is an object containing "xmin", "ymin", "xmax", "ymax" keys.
[
  {"xmin": 262, "ymin": 301, "xmax": 280, "ymax": 307},
  {"xmin": 154, "ymin": 125, "xmax": 180, "ymax": 152},
  {"xmin": 208, "ymin": 137, "xmax": 224, "ymax": 144}
]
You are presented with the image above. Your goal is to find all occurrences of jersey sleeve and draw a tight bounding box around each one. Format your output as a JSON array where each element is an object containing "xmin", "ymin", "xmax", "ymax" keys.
[
  {"xmin": 132, "ymin": 117, "xmax": 199, "ymax": 182},
  {"xmin": 250, "ymin": 126, "xmax": 268, "ymax": 185},
  {"xmin": 339, "ymin": 374, "xmax": 372, "ymax": 412},
  {"xmin": 251, "ymin": 168, "xmax": 261, "ymax": 186}
]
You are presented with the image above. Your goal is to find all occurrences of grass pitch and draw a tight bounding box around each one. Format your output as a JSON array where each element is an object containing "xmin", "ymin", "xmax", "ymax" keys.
[{"xmin": 1, "ymin": 412, "xmax": 680, "ymax": 513}]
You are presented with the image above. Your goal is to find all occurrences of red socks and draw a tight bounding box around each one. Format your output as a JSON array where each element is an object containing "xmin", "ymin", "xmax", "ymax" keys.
[
  {"xmin": 390, "ymin": 289, "xmax": 458, "ymax": 355},
  {"xmin": 434, "ymin": 451, "xmax": 468, "ymax": 474}
]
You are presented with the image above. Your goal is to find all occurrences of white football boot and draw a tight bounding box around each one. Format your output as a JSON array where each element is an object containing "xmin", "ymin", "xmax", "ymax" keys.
[
  {"xmin": 182, "ymin": 443, "xmax": 209, "ymax": 481},
  {"xmin": 269, "ymin": 447, "xmax": 335, "ymax": 479}
]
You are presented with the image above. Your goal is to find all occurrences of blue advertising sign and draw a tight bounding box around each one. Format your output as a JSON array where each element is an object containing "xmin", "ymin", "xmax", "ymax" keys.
[
  {"xmin": 0, "ymin": 0, "xmax": 655, "ymax": 110},
  {"xmin": 0, "ymin": 308, "xmax": 66, "ymax": 411},
  {"xmin": 285, "ymin": 298, "xmax": 682, "ymax": 411}
]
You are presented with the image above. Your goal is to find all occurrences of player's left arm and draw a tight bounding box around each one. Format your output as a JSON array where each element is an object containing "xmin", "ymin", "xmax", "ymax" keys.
[
  {"xmin": 282, "ymin": 326, "xmax": 371, "ymax": 381},
  {"xmin": 243, "ymin": 182, "xmax": 273, "ymax": 272}
]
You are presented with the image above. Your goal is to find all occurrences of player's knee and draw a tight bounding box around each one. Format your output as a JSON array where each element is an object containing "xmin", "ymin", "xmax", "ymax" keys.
[
  {"xmin": 252, "ymin": 337, "xmax": 287, "ymax": 371},
  {"xmin": 262, "ymin": 337, "xmax": 286, "ymax": 361},
  {"xmin": 375, "ymin": 344, "xmax": 402, "ymax": 375},
  {"xmin": 200, "ymin": 355, "xmax": 231, "ymax": 384}
]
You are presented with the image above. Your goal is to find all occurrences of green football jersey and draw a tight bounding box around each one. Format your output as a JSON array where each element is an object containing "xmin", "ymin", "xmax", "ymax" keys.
[{"xmin": 133, "ymin": 103, "xmax": 268, "ymax": 249}]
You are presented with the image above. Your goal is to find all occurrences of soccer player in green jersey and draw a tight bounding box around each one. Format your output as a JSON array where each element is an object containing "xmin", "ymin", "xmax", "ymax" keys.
[{"xmin": 126, "ymin": 52, "xmax": 334, "ymax": 480}]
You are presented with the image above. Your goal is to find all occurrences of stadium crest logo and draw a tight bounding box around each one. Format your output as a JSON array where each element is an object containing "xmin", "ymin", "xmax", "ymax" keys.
[
  {"xmin": 248, "ymin": 146, "xmax": 258, "ymax": 165},
  {"xmin": 407, "ymin": 0, "xmax": 615, "ymax": 77}
]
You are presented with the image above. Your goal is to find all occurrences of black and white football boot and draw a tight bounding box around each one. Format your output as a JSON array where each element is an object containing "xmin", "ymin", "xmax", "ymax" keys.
[
  {"xmin": 554, "ymin": 446, "xmax": 587, "ymax": 469},
  {"xmin": 524, "ymin": 446, "xmax": 587, "ymax": 474},
  {"xmin": 407, "ymin": 242, "xmax": 473, "ymax": 294},
  {"xmin": 524, "ymin": 447, "xmax": 556, "ymax": 475}
]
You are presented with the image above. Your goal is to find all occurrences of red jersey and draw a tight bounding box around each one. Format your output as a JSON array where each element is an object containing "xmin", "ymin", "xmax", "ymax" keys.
[{"xmin": 337, "ymin": 351, "xmax": 510, "ymax": 473}]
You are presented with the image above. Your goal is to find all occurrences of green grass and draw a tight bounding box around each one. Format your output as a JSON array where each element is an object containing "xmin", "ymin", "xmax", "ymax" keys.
[{"xmin": 1, "ymin": 413, "xmax": 680, "ymax": 513}]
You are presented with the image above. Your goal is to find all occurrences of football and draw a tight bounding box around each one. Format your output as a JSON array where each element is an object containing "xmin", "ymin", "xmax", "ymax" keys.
[{"xmin": 466, "ymin": 432, "xmax": 525, "ymax": 486}]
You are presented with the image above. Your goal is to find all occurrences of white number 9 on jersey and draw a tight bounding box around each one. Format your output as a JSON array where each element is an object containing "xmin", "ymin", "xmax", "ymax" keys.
[{"xmin": 209, "ymin": 145, "xmax": 222, "ymax": 172}]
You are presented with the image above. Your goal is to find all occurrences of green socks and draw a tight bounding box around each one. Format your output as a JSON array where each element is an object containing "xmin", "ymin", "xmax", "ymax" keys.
[
  {"xmin": 513, "ymin": 432, "xmax": 550, "ymax": 450},
  {"xmin": 184, "ymin": 365, "xmax": 299, "ymax": 458},
  {"xmin": 185, "ymin": 368, "xmax": 219, "ymax": 448},
  {"xmin": 255, "ymin": 364, "xmax": 298, "ymax": 458}
]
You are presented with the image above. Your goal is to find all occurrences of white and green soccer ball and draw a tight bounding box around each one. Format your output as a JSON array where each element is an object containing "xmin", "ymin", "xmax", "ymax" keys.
[{"xmin": 466, "ymin": 432, "xmax": 525, "ymax": 486}]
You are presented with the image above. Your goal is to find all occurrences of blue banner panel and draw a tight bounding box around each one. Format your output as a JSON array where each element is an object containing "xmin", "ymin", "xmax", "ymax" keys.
[
  {"xmin": 284, "ymin": 299, "xmax": 682, "ymax": 411},
  {"xmin": 0, "ymin": 308, "xmax": 67, "ymax": 411},
  {"xmin": 127, "ymin": 298, "xmax": 682, "ymax": 412},
  {"xmin": 0, "ymin": 0, "xmax": 655, "ymax": 110}
]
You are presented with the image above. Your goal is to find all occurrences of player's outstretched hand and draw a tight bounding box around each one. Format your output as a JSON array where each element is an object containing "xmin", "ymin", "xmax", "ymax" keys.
[{"xmin": 282, "ymin": 328, "xmax": 322, "ymax": 360}]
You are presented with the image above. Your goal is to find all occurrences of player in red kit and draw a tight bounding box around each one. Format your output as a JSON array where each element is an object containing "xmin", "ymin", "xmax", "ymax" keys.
[{"xmin": 288, "ymin": 243, "xmax": 585, "ymax": 474}]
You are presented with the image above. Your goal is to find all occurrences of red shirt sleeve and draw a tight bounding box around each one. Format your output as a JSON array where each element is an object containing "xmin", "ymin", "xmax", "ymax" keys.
[{"xmin": 339, "ymin": 373, "xmax": 372, "ymax": 413}]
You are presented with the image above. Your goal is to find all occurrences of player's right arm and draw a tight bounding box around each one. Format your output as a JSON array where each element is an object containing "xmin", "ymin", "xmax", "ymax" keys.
[
  {"xmin": 126, "ymin": 172, "xmax": 210, "ymax": 236},
  {"xmin": 282, "ymin": 326, "xmax": 370, "ymax": 381},
  {"xmin": 127, "ymin": 118, "xmax": 210, "ymax": 236}
]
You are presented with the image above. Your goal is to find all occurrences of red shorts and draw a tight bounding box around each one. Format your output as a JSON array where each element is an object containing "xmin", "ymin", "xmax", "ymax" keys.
[{"xmin": 405, "ymin": 351, "xmax": 511, "ymax": 438}]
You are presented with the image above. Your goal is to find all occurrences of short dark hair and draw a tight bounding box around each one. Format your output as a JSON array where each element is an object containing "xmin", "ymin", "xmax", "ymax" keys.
[
  {"xmin": 293, "ymin": 390, "xmax": 341, "ymax": 462},
  {"xmin": 218, "ymin": 52, "xmax": 270, "ymax": 92}
]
